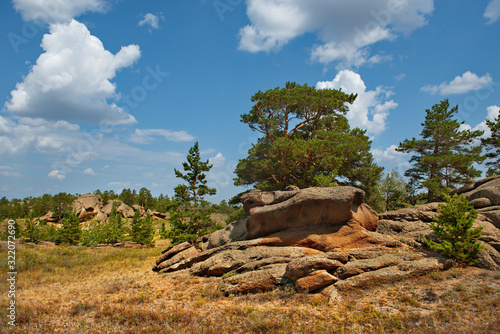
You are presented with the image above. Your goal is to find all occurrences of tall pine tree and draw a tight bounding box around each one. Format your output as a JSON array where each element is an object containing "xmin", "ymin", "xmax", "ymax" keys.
[
  {"xmin": 397, "ymin": 99, "xmax": 484, "ymax": 202},
  {"xmin": 167, "ymin": 142, "xmax": 218, "ymax": 245},
  {"xmin": 482, "ymin": 109, "xmax": 500, "ymax": 177}
]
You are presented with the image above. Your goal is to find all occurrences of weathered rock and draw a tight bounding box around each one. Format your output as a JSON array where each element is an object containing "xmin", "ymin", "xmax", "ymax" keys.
[
  {"xmin": 295, "ymin": 270, "xmax": 338, "ymax": 293},
  {"xmin": 451, "ymin": 175, "xmax": 500, "ymax": 205},
  {"xmin": 116, "ymin": 202, "xmax": 134, "ymax": 218},
  {"xmin": 155, "ymin": 246, "xmax": 201, "ymax": 273},
  {"xmin": 101, "ymin": 200, "xmax": 115, "ymax": 216},
  {"xmin": 479, "ymin": 206, "xmax": 500, "ymax": 229},
  {"xmin": 321, "ymin": 285, "xmax": 343, "ymax": 304},
  {"xmin": 94, "ymin": 211, "xmax": 107, "ymax": 222},
  {"xmin": 218, "ymin": 263, "xmax": 289, "ymax": 295},
  {"xmin": 286, "ymin": 256, "xmax": 343, "ymax": 281},
  {"xmin": 335, "ymin": 256, "xmax": 451, "ymax": 291},
  {"xmin": 207, "ymin": 219, "xmax": 247, "ymax": 249},
  {"xmin": 38, "ymin": 210, "xmax": 58, "ymax": 222},
  {"xmin": 254, "ymin": 222, "xmax": 402, "ymax": 252},
  {"xmin": 132, "ymin": 205, "xmax": 145, "ymax": 216},
  {"xmin": 72, "ymin": 193, "xmax": 103, "ymax": 221},
  {"xmin": 243, "ymin": 187, "xmax": 378, "ymax": 240},
  {"xmin": 147, "ymin": 209, "xmax": 167, "ymax": 219},
  {"xmin": 336, "ymin": 253, "xmax": 409, "ymax": 279},
  {"xmin": 190, "ymin": 246, "xmax": 322, "ymax": 277},
  {"xmin": 156, "ymin": 242, "xmax": 192, "ymax": 265}
]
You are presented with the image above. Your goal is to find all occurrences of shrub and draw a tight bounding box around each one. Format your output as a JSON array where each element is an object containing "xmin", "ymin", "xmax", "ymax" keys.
[
  {"xmin": 130, "ymin": 211, "xmax": 155, "ymax": 246},
  {"xmin": 424, "ymin": 194, "xmax": 483, "ymax": 265},
  {"xmin": 56, "ymin": 212, "xmax": 82, "ymax": 245}
]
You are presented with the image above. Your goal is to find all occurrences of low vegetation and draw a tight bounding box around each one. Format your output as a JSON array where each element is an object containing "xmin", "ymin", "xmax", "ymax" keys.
[{"xmin": 0, "ymin": 242, "xmax": 498, "ymax": 333}]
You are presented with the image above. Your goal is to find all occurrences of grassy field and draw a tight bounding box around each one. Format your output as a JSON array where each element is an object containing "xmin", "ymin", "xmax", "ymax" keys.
[{"xmin": 0, "ymin": 241, "xmax": 499, "ymax": 334}]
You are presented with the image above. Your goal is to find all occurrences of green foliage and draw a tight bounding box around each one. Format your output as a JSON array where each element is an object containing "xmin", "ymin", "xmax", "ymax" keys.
[
  {"xmin": 130, "ymin": 211, "xmax": 155, "ymax": 246},
  {"xmin": 1, "ymin": 219, "xmax": 22, "ymax": 241},
  {"xmin": 80, "ymin": 208, "xmax": 128, "ymax": 246},
  {"xmin": 481, "ymin": 110, "xmax": 500, "ymax": 177},
  {"xmin": 235, "ymin": 82, "xmax": 382, "ymax": 194},
  {"xmin": 224, "ymin": 206, "xmax": 248, "ymax": 224},
  {"xmin": 24, "ymin": 218, "xmax": 40, "ymax": 243},
  {"xmin": 397, "ymin": 100, "xmax": 485, "ymax": 202},
  {"xmin": 159, "ymin": 221, "xmax": 168, "ymax": 239},
  {"xmin": 424, "ymin": 194, "xmax": 483, "ymax": 265},
  {"xmin": 376, "ymin": 169, "xmax": 409, "ymax": 212},
  {"xmin": 167, "ymin": 142, "xmax": 218, "ymax": 245},
  {"xmin": 56, "ymin": 212, "xmax": 82, "ymax": 245}
]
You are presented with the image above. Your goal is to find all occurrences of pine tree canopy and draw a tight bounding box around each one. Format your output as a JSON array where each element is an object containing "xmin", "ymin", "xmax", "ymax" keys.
[
  {"xmin": 397, "ymin": 99, "xmax": 485, "ymax": 202},
  {"xmin": 234, "ymin": 82, "xmax": 382, "ymax": 195},
  {"xmin": 482, "ymin": 109, "xmax": 500, "ymax": 177}
]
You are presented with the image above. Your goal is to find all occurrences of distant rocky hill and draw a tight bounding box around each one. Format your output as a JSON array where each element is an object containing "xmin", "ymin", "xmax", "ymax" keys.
[
  {"xmin": 38, "ymin": 193, "xmax": 168, "ymax": 223},
  {"xmin": 153, "ymin": 176, "xmax": 500, "ymax": 301}
]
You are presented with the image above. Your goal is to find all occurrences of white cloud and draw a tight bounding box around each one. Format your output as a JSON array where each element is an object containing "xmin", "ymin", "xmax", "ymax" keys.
[
  {"xmin": 487, "ymin": 105, "xmax": 500, "ymax": 121},
  {"xmin": 485, "ymin": 0, "xmax": 500, "ymax": 23},
  {"xmin": 460, "ymin": 105, "xmax": 500, "ymax": 139},
  {"xmin": 372, "ymin": 144, "xmax": 408, "ymax": 166},
  {"xmin": 0, "ymin": 166, "xmax": 22, "ymax": 177},
  {"xmin": 421, "ymin": 71, "xmax": 493, "ymax": 95},
  {"xmin": 48, "ymin": 169, "xmax": 66, "ymax": 180},
  {"xmin": 238, "ymin": 0, "xmax": 434, "ymax": 68},
  {"xmin": 316, "ymin": 70, "xmax": 398, "ymax": 136},
  {"xmin": 4, "ymin": 19, "xmax": 140, "ymax": 125},
  {"xmin": 138, "ymin": 13, "xmax": 164, "ymax": 30},
  {"xmin": 13, "ymin": 0, "xmax": 108, "ymax": 23},
  {"xmin": 128, "ymin": 129, "xmax": 195, "ymax": 144},
  {"xmin": 0, "ymin": 116, "xmax": 81, "ymax": 155},
  {"xmin": 108, "ymin": 181, "xmax": 130, "ymax": 187},
  {"xmin": 394, "ymin": 73, "xmax": 406, "ymax": 81},
  {"xmin": 83, "ymin": 168, "xmax": 96, "ymax": 176}
]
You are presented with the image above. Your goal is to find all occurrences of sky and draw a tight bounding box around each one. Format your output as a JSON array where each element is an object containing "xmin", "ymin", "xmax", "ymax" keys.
[{"xmin": 0, "ymin": 0, "xmax": 499, "ymax": 203}]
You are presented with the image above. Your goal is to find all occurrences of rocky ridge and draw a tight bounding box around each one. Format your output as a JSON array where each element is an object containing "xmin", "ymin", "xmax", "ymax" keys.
[{"xmin": 152, "ymin": 180, "xmax": 500, "ymax": 300}]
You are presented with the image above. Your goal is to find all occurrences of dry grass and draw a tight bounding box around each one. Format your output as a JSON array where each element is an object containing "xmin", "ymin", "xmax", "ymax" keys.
[{"xmin": 0, "ymin": 241, "xmax": 499, "ymax": 334}]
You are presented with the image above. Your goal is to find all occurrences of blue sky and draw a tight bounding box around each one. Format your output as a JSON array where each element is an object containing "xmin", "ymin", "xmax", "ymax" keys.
[{"xmin": 0, "ymin": 0, "xmax": 499, "ymax": 202}]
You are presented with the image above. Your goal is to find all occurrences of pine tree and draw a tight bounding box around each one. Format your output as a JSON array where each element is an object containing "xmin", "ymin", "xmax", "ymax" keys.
[
  {"xmin": 482, "ymin": 110, "xmax": 500, "ymax": 176},
  {"xmin": 424, "ymin": 194, "xmax": 483, "ymax": 264},
  {"xmin": 167, "ymin": 142, "xmax": 218, "ymax": 245},
  {"xmin": 57, "ymin": 212, "xmax": 82, "ymax": 245},
  {"xmin": 235, "ymin": 82, "xmax": 382, "ymax": 193},
  {"xmin": 130, "ymin": 210, "xmax": 155, "ymax": 246},
  {"xmin": 397, "ymin": 99, "xmax": 485, "ymax": 202}
]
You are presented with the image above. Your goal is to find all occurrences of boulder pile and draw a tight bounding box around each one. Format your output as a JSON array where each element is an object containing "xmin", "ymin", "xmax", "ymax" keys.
[
  {"xmin": 378, "ymin": 176, "xmax": 500, "ymax": 271},
  {"xmin": 153, "ymin": 183, "xmax": 500, "ymax": 300}
]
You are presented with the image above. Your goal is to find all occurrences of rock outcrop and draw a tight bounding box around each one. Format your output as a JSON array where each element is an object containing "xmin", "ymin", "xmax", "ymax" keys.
[
  {"xmin": 154, "ymin": 186, "xmax": 455, "ymax": 298},
  {"xmin": 73, "ymin": 193, "xmax": 104, "ymax": 221},
  {"xmin": 378, "ymin": 176, "xmax": 500, "ymax": 270}
]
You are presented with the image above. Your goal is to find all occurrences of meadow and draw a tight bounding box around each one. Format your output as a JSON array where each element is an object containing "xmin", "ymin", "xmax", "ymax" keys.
[{"xmin": 0, "ymin": 240, "xmax": 499, "ymax": 334}]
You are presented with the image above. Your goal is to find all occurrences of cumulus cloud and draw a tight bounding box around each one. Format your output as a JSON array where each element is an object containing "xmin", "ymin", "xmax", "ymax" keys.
[
  {"xmin": 372, "ymin": 144, "xmax": 409, "ymax": 166},
  {"xmin": 238, "ymin": 0, "xmax": 434, "ymax": 68},
  {"xmin": 108, "ymin": 181, "xmax": 129, "ymax": 187},
  {"xmin": 485, "ymin": 0, "xmax": 500, "ymax": 23},
  {"xmin": 421, "ymin": 71, "xmax": 493, "ymax": 95},
  {"xmin": 0, "ymin": 116, "xmax": 82, "ymax": 155},
  {"xmin": 83, "ymin": 168, "xmax": 96, "ymax": 175},
  {"xmin": 13, "ymin": 0, "xmax": 108, "ymax": 23},
  {"xmin": 4, "ymin": 20, "xmax": 140, "ymax": 125},
  {"xmin": 317, "ymin": 70, "xmax": 398, "ymax": 136},
  {"xmin": 138, "ymin": 13, "xmax": 164, "ymax": 30},
  {"xmin": 128, "ymin": 129, "xmax": 195, "ymax": 144},
  {"xmin": 459, "ymin": 105, "xmax": 500, "ymax": 139},
  {"xmin": 48, "ymin": 169, "xmax": 66, "ymax": 180}
]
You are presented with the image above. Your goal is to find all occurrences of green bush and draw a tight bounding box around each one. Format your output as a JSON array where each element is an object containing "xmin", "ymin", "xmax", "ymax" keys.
[
  {"xmin": 56, "ymin": 212, "xmax": 82, "ymax": 245},
  {"xmin": 424, "ymin": 194, "xmax": 483, "ymax": 265},
  {"xmin": 130, "ymin": 211, "xmax": 155, "ymax": 246}
]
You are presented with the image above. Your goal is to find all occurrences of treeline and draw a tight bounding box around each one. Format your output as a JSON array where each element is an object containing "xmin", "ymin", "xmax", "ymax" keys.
[{"xmin": 0, "ymin": 188, "xmax": 174, "ymax": 221}]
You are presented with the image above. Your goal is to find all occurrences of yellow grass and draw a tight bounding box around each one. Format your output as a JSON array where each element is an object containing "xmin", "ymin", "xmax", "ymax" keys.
[{"xmin": 0, "ymin": 241, "xmax": 499, "ymax": 333}]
